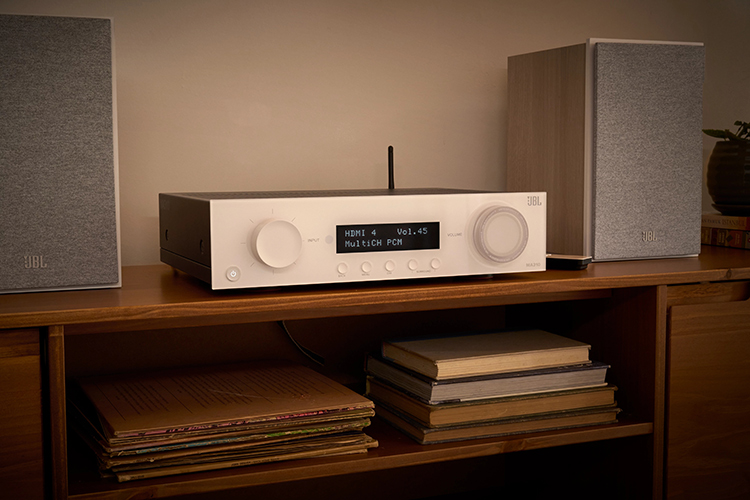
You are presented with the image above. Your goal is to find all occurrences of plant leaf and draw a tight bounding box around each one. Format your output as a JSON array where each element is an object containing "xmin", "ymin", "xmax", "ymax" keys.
[{"xmin": 702, "ymin": 129, "xmax": 729, "ymax": 139}]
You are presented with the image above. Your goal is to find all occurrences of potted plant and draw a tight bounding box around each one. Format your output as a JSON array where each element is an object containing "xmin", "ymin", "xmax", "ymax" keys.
[{"xmin": 703, "ymin": 120, "xmax": 750, "ymax": 215}]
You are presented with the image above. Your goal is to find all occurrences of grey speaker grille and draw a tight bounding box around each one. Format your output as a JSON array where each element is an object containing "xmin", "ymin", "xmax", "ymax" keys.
[
  {"xmin": 592, "ymin": 42, "xmax": 704, "ymax": 260},
  {"xmin": 0, "ymin": 15, "xmax": 120, "ymax": 292}
]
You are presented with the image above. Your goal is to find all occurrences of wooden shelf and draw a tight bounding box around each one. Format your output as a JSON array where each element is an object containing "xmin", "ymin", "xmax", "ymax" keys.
[
  {"xmin": 2, "ymin": 245, "xmax": 749, "ymax": 333},
  {"xmin": 67, "ymin": 418, "xmax": 653, "ymax": 500},
  {"xmin": 2, "ymin": 246, "xmax": 750, "ymax": 500}
]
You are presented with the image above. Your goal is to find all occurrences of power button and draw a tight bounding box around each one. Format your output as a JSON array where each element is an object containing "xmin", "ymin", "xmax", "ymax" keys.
[{"xmin": 226, "ymin": 266, "xmax": 241, "ymax": 282}]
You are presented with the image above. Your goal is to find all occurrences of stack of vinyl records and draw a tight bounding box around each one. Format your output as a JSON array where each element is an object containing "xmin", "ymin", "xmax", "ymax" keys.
[
  {"xmin": 68, "ymin": 360, "xmax": 378, "ymax": 482},
  {"xmin": 365, "ymin": 329, "xmax": 619, "ymax": 444}
]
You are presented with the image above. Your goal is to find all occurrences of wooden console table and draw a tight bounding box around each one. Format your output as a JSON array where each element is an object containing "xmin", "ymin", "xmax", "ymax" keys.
[{"xmin": 1, "ymin": 245, "xmax": 748, "ymax": 499}]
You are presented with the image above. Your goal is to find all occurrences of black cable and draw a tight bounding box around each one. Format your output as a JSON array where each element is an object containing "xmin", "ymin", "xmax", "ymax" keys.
[{"xmin": 277, "ymin": 320, "xmax": 325, "ymax": 366}]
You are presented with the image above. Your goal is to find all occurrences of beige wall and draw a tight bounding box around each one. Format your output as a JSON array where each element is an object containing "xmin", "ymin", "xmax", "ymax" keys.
[{"xmin": 3, "ymin": 0, "xmax": 749, "ymax": 266}]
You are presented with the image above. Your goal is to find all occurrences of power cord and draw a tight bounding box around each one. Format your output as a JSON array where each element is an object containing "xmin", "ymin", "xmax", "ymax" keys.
[{"xmin": 277, "ymin": 320, "xmax": 325, "ymax": 366}]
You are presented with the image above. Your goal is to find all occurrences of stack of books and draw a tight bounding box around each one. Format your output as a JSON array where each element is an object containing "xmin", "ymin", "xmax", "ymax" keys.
[
  {"xmin": 68, "ymin": 360, "xmax": 378, "ymax": 482},
  {"xmin": 701, "ymin": 213, "xmax": 750, "ymax": 249},
  {"xmin": 365, "ymin": 329, "xmax": 619, "ymax": 444}
]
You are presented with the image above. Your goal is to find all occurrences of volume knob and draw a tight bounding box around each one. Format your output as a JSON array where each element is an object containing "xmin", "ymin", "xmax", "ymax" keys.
[
  {"xmin": 471, "ymin": 205, "xmax": 528, "ymax": 263},
  {"xmin": 250, "ymin": 219, "xmax": 303, "ymax": 269}
]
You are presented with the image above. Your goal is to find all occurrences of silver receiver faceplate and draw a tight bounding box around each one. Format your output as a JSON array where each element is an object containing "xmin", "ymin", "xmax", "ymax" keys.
[{"xmin": 159, "ymin": 189, "xmax": 546, "ymax": 290}]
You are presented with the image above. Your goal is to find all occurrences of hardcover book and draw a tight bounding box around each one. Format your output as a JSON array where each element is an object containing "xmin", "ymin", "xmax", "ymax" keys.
[
  {"xmin": 366, "ymin": 376, "xmax": 617, "ymax": 427},
  {"xmin": 381, "ymin": 330, "xmax": 591, "ymax": 380},
  {"xmin": 375, "ymin": 402, "xmax": 620, "ymax": 444},
  {"xmin": 701, "ymin": 226, "xmax": 750, "ymax": 249},
  {"xmin": 701, "ymin": 213, "xmax": 750, "ymax": 230},
  {"xmin": 366, "ymin": 355, "xmax": 609, "ymax": 404}
]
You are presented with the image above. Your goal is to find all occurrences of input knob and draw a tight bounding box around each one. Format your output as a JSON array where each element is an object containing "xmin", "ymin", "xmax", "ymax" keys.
[
  {"xmin": 250, "ymin": 219, "xmax": 303, "ymax": 269},
  {"xmin": 471, "ymin": 206, "xmax": 529, "ymax": 263}
]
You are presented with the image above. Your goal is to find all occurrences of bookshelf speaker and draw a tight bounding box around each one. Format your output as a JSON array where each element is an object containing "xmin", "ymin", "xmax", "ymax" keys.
[
  {"xmin": 507, "ymin": 39, "xmax": 704, "ymax": 261},
  {"xmin": 0, "ymin": 15, "xmax": 121, "ymax": 293}
]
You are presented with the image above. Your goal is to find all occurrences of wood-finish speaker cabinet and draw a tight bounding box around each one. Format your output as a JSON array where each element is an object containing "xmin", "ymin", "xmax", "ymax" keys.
[
  {"xmin": 507, "ymin": 39, "xmax": 704, "ymax": 261},
  {"xmin": 0, "ymin": 15, "xmax": 120, "ymax": 293}
]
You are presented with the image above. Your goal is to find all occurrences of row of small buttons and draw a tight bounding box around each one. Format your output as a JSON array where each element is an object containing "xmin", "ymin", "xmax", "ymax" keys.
[
  {"xmin": 226, "ymin": 258, "xmax": 443, "ymax": 283},
  {"xmin": 337, "ymin": 258, "xmax": 441, "ymax": 275}
]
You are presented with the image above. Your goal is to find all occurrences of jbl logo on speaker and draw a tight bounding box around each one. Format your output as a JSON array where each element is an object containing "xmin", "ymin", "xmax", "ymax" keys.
[{"xmin": 23, "ymin": 256, "xmax": 48, "ymax": 269}]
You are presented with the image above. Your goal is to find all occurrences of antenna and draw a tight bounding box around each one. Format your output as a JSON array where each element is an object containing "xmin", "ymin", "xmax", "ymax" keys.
[{"xmin": 388, "ymin": 145, "xmax": 395, "ymax": 190}]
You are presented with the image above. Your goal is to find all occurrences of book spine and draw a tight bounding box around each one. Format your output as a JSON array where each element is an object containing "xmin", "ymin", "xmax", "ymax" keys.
[
  {"xmin": 701, "ymin": 214, "xmax": 750, "ymax": 230},
  {"xmin": 701, "ymin": 227, "xmax": 750, "ymax": 249}
]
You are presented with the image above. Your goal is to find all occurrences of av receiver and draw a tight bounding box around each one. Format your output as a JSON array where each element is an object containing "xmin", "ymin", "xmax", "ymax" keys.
[{"xmin": 159, "ymin": 189, "xmax": 546, "ymax": 290}]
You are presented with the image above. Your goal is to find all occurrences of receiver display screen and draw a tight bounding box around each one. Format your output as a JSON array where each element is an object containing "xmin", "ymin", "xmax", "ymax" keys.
[{"xmin": 336, "ymin": 222, "xmax": 440, "ymax": 254}]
